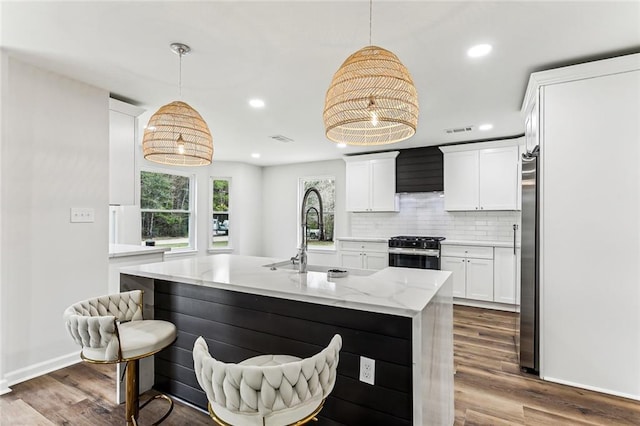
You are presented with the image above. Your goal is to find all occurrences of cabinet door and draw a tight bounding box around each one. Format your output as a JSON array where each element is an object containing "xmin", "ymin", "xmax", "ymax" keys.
[
  {"xmin": 370, "ymin": 158, "xmax": 397, "ymax": 211},
  {"xmin": 466, "ymin": 258, "xmax": 494, "ymax": 301},
  {"xmin": 494, "ymin": 247, "xmax": 517, "ymax": 304},
  {"xmin": 441, "ymin": 256, "xmax": 466, "ymax": 298},
  {"xmin": 345, "ymin": 161, "xmax": 371, "ymax": 212},
  {"xmin": 443, "ymin": 150, "xmax": 479, "ymax": 211},
  {"xmin": 109, "ymin": 110, "xmax": 136, "ymax": 205},
  {"xmin": 479, "ymin": 146, "xmax": 519, "ymax": 210},
  {"xmin": 339, "ymin": 251, "xmax": 363, "ymax": 269},
  {"xmin": 363, "ymin": 252, "xmax": 388, "ymax": 270}
]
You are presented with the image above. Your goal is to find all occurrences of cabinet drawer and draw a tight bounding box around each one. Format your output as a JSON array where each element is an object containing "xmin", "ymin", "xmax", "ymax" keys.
[
  {"xmin": 441, "ymin": 244, "xmax": 493, "ymax": 259},
  {"xmin": 339, "ymin": 240, "xmax": 388, "ymax": 253}
]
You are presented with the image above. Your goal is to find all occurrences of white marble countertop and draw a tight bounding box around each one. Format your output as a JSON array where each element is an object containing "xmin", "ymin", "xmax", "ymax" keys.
[
  {"xmin": 120, "ymin": 254, "xmax": 451, "ymax": 317},
  {"xmin": 109, "ymin": 244, "xmax": 170, "ymax": 259},
  {"xmin": 336, "ymin": 236, "xmax": 389, "ymax": 243},
  {"xmin": 441, "ymin": 239, "xmax": 519, "ymax": 248}
]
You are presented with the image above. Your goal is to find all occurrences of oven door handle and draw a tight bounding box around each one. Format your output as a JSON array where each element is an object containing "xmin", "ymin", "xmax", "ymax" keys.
[{"xmin": 388, "ymin": 248, "xmax": 440, "ymax": 257}]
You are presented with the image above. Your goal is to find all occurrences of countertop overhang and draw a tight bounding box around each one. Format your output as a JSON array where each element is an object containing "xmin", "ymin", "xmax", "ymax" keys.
[{"xmin": 120, "ymin": 254, "xmax": 451, "ymax": 317}]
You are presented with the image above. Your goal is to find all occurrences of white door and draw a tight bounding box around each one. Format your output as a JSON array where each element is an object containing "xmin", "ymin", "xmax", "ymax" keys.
[
  {"xmin": 441, "ymin": 256, "xmax": 466, "ymax": 298},
  {"xmin": 370, "ymin": 158, "xmax": 397, "ymax": 211},
  {"xmin": 479, "ymin": 146, "xmax": 519, "ymax": 210},
  {"xmin": 339, "ymin": 251, "xmax": 363, "ymax": 269},
  {"xmin": 443, "ymin": 150, "xmax": 479, "ymax": 210},
  {"xmin": 493, "ymin": 247, "xmax": 517, "ymax": 304},
  {"xmin": 466, "ymin": 258, "xmax": 494, "ymax": 301},
  {"xmin": 363, "ymin": 251, "xmax": 388, "ymax": 270},
  {"xmin": 345, "ymin": 161, "xmax": 370, "ymax": 211}
]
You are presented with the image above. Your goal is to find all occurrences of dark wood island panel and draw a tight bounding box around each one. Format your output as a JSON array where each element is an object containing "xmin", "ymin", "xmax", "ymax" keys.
[{"xmin": 152, "ymin": 279, "xmax": 415, "ymax": 425}]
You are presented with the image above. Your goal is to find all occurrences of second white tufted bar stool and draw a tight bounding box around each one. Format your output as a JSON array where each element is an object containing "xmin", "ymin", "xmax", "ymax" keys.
[{"xmin": 193, "ymin": 334, "xmax": 342, "ymax": 426}]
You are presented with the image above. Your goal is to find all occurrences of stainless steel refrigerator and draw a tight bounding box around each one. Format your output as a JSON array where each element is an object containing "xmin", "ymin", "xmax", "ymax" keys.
[{"xmin": 520, "ymin": 145, "xmax": 539, "ymax": 374}]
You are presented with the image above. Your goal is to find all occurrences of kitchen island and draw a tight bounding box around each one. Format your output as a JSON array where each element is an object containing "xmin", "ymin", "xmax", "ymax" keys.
[{"xmin": 120, "ymin": 254, "xmax": 453, "ymax": 425}]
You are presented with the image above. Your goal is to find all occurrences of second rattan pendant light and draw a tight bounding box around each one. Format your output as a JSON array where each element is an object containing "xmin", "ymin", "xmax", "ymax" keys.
[
  {"xmin": 323, "ymin": 1, "xmax": 419, "ymax": 146},
  {"xmin": 143, "ymin": 43, "xmax": 213, "ymax": 166}
]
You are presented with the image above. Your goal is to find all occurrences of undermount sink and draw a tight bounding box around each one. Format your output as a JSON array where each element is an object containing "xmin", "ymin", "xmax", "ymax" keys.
[{"xmin": 263, "ymin": 261, "xmax": 375, "ymax": 276}]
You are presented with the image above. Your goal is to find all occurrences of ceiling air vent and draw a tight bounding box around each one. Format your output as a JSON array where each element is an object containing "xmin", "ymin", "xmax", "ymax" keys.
[
  {"xmin": 270, "ymin": 135, "xmax": 294, "ymax": 143},
  {"xmin": 445, "ymin": 126, "xmax": 473, "ymax": 134}
]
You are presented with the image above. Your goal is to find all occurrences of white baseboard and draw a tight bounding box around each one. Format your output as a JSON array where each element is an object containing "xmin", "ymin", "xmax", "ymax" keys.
[
  {"xmin": 454, "ymin": 298, "xmax": 520, "ymax": 313},
  {"xmin": 0, "ymin": 379, "xmax": 10, "ymax": 395},
  {"xmin": 4, "ymin": 352, "xmax": 81, "ymax": 388},
  {"xmin": 542, "ymin": 375, "xmax": 640, "ymax": 402}
]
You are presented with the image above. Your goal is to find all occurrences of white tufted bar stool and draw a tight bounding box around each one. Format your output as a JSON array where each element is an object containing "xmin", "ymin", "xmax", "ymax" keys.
[
  {"xmin": 193, "ymin": 334, "xmax": 342, "ymax": 426},
  {"xmin": 63, "ymin": 290, "xmax": 177, "ymax": 425}
]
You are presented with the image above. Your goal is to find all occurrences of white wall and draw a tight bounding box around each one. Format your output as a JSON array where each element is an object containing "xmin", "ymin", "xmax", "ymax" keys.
[
  {"xmin": 351, "ymin": 192, "xmax": 521, "ymax": 243},
  {"xmin": 261, "ymin": 159, "xmax": 346, "ymax": 266},
  {"xmin": 0, "ymin": 48, "xmax": 6, "ymax": 395},
  {"xmin": 541, "ymin": 69, "xmax": 640, "ymax": 400},
  {"xmin": 0, "ymin": 54, "xmax": 110, "ymax": 388}
]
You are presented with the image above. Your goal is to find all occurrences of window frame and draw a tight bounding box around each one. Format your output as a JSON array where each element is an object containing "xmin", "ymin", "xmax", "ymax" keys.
[
  {"xmin": 209, "ymin": 176, "xmax": 232, "ymax": 252},
  {"xmin": 139, "ymin": 167, "xmax": 197, "ymax": 252},
  {"xmin": 298, "ymin": 175, "xmax": 336, "ymax": 251}
]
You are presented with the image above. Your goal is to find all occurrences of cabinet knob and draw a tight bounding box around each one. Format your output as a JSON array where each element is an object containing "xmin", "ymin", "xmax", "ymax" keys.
[
  {"xmin": 475, "ymin": 207, "xmax": 478, "ymax": 210},
  {"xmin": 480, "ymin": 207, "xmax": 484, "ymax": 210}
]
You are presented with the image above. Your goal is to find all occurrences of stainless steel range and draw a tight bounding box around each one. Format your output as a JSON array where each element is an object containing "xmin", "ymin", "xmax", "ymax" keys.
[{"xmin": 388, "ymin": 236, "xmax": 446, "ymax": 270}]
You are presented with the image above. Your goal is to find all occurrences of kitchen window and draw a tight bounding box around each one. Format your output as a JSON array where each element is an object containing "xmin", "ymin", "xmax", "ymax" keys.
[
  {"xmin": 140, "ymin": 170, "xmax": 195, "ymax": 251},
  {"xmin": 300, "ymin": 177, "xmax": 335, "ymax": 249},
  {"xmin": 211, "ymin": 177, "xmax": 231, "ymax": 249}
]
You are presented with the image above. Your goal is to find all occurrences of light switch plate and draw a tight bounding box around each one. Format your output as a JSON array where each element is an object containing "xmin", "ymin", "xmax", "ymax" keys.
[{"xmin": 70, "ymin": 207, "xmax": 95, "ymax": 223}]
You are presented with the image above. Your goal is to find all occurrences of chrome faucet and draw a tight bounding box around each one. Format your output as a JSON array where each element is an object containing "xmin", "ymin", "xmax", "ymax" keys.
[{"xmin": 292, "ymin": 187, "xmax": 324, "ymax": 273}]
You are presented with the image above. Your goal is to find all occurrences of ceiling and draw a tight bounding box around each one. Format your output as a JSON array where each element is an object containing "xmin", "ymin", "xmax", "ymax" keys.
[{"xmin": 2, "ymin": 1, "xmax": 639, "ymax": 166}]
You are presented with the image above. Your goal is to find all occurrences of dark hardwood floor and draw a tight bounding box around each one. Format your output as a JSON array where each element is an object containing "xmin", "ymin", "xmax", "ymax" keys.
[{"xmin": 1, "ymin": 306, "xmax": 638, "ymax": 425}]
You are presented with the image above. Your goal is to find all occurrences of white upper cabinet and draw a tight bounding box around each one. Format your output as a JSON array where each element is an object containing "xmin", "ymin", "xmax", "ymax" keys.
[
  {"xmin": 478, "ymin": 146, "xmax": 519, "ymax": 210},
  {"xmin": 440, "ymin": 139, "xmax": 522, "ymax": 211},
  {"xmin": 441, "ymin": 150, "xmax": 479, "ymax": 210},
  {"xmin": 109, "ymin": 99, "xmax": 144, "ymax": 206},
  {"xmin": 344, "ymin": 151, "xmax": 399, "ymax": 212}
]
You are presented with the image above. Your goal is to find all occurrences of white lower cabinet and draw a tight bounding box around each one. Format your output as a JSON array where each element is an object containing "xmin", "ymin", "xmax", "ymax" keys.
[
  {"xmin": 441, "ymin": 243, "xmax": 521, "ymax": 307},
  {"xmin": 338, "ymin": 240, "xmax": 388, "ymax": 270},
  {"xmin": 493, "ymin": 247, "xmax": 521, "ymax": 305},
  {"xmin": 441, "ymin": 257, "xmax": 466, "ymax": 298},
  {"xmin": 441, "ymin": 245, "xmax": 494, "ymax": 302},
  {"xmin": 466, "ymin": 258, "xmax": 494, "ymax": 301}
]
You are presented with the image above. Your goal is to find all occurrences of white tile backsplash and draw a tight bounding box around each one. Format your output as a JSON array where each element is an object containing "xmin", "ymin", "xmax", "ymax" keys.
[{"xmin": 350, "ymin": 192, "xmax": 521, "ymax": 242}]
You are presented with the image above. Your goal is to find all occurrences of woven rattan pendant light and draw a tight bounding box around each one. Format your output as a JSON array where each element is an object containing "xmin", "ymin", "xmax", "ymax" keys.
[
  {"xmin": 143, "ymin": 43, "xmax": 213, "ymax": 166},
  {"xmin": 323, "ymin": 1, "xmax": 418, "ymax": 146}
]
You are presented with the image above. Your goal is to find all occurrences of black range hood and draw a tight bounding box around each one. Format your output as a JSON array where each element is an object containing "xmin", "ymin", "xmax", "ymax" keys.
[{"xmin": 395, "ymin": 146, "xmax": 444, "ymax": 193}]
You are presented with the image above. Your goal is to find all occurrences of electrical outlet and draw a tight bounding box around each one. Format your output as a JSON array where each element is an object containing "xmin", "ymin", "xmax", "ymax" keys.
[{"xmin": 359, "ymin": 356, "xmax": 375, "ymax": 385}]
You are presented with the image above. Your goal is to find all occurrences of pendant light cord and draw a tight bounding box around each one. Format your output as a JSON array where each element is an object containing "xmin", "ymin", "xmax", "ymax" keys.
[
  {"xmin": 369, "ymin": 0, "xmax": 372, "ymax": 46},
  {"xmin": 178, "ymin": 49, "xmax": 183, "ymax": 99}
]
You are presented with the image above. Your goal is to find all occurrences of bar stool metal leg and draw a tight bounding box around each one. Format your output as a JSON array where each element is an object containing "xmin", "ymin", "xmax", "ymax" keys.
[{"xmin": 126, "ymin": 359, "xmax": 139, "ymax": 425}]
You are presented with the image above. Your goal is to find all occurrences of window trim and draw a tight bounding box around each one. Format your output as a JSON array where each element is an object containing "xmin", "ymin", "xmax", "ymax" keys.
[
  {"xmin": 209, "ymin": 176, "xmax": 232, "ymax": 251},
  {"xmin": 299, "ymin": 175, "xmax": 336, "ymax": 251},
  {"xmin": 140, "ymin": 167, "xmax": 197, "ymax": 252}
]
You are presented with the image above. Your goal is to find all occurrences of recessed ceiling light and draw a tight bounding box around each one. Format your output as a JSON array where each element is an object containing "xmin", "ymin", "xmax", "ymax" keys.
[
  {"xmin": 337, "ymin": 143, "xmax": 347, "ymax": 149},
  {"xmin": 251, "ymin": 153, "xmax": 261, "ymax": 158},
  {"xmin": 478, "ymin": 123, "xmax": 493, "ymax": 131},
  {"xmin": 249, "ymin": 99, "xmax": 265, "ymax": 108},
  {"xmin": 467, "ymin": 44, "xmax": 492, "ymax": 58}
]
